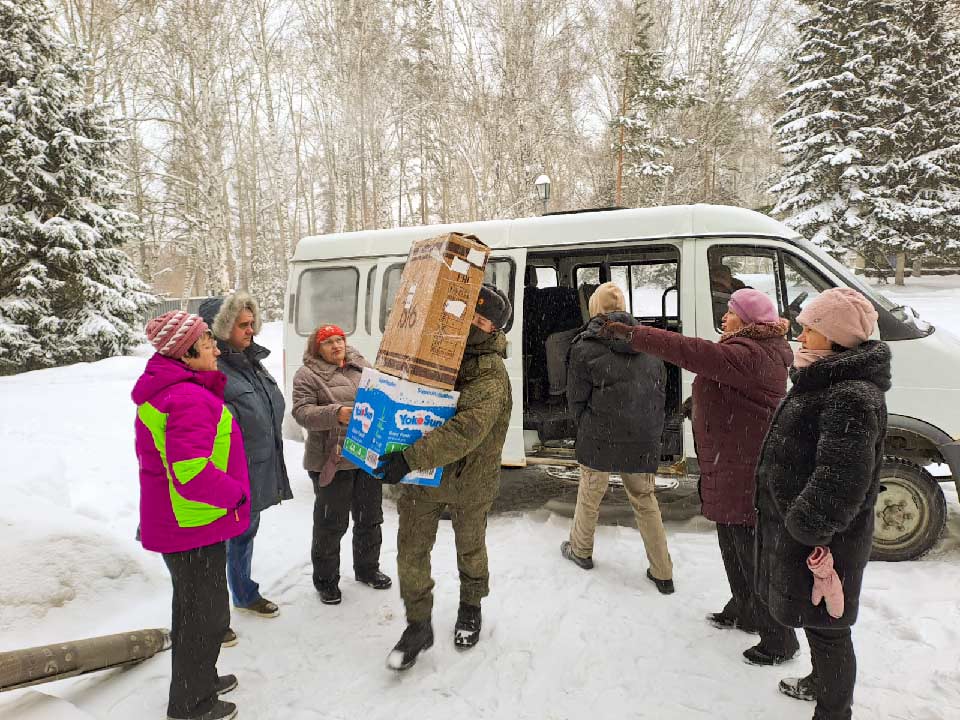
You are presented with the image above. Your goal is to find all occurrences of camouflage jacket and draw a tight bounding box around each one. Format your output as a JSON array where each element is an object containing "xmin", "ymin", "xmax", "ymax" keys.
[{"xmin": 402, "ymin": 330, "xmax": 512, "ymax": 505}]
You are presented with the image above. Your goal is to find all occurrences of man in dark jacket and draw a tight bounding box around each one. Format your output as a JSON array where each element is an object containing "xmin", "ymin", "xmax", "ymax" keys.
[
  {"xmin": 379, "ymin": 284, "xmax": 513, "ymax": 671},
  {"xmin": 199, "ymin": 292, "xmax": 292, "ymax": 625},
  {"xmin": 560, "ymin": 283, "xmax": 674, "ymax": 594},
  {"xmin": 603, "ymin": 288, "xmax": 799, "ymax": 664}
]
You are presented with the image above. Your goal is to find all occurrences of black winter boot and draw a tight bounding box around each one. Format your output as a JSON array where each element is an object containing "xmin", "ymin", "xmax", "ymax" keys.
[
  {"xmin": 215, "ymin": 674, "xmax": 237, "ymax": 695},
  {"xmin": 167, "ymin": 699, "xmax": 237, "ymax": 720},
  {"xmin": 454, "ymin": 602, "xmax": 482, "ymax": 649},
  {"xmin": 779, "ymin": 674, "xmax": 817, "ymax": 701},
  {"xmin": 356, "ymin": 569, "xmax": 393, "ymax": 590},
  {"xmin": 646, "ymin": 568, "xmax": 675, "ymax": 595},
  {"xmin": 743, "ymin": 643, "xmax": 798, "ymax": 666},
  {"xmin": 315, "ymin": 576, "xmax": 342, "ymax": 605},
  {"xmin": 386, "ymin": 621, "xmax": 434, "ymax": 671}
]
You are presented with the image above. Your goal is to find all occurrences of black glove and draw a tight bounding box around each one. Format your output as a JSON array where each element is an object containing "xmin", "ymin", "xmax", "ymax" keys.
[
  {"xmin": 380, "ymin": 451, "xmax": 411, "ymax": 485},
  {"xmin": 681, "ymin": 396, "xmax": 693, "ymax": 421}
]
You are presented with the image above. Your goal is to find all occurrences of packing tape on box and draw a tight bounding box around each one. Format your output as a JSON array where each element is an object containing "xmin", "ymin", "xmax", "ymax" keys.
[
  {"xmin": 466, "ymin": 248, "xmax": 487, "ymax": 267},
  {"xmin": 428, "ymin": 247, "xmax": 473, "ymax": 276},
  {"xmin": 444, "ymin": 299, "xmax": 468, "ymax": 318}
]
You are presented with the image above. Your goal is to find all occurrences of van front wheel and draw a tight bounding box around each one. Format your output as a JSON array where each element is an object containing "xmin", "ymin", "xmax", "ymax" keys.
[{"xmin": 871, "ymin": 458, "xmax": 946, "ymax": 562}]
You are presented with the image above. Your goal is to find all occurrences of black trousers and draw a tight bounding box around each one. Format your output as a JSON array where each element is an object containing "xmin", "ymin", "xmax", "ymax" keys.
[
  {"xmin": 807, "ymin": 627, "xmax": 856, "ymax": 720},
  {"xmin": 716, "ymin": 522, "xmax": 798, "ymax": 656},
  {"xmin": 310, "ymin": 468, "xmax": 384, "ymax": 584},
  {"xmin": 162, "ymin": 541, "xmax": 229, "ymax": 719}
]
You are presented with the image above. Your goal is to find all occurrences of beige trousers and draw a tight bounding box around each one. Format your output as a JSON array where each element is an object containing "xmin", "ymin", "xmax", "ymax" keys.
[{"xmin": 569, "ymin": 465, "xmax": 674, "ymax": 580}]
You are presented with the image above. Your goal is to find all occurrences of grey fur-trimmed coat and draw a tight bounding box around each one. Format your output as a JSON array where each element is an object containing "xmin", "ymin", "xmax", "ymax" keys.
[
  {"xmin": 755, "ymin": 340, "xmax": 890, "ymax": 629},
  {"xmin": 199, "ymin": 292, "xmax": 293, "ymax": 513}
]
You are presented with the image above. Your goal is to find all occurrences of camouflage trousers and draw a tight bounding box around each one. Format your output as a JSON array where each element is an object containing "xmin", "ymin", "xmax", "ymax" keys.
[{"xmin": 396, "ymin": 490, "xmax": 493, "ymax": 623}]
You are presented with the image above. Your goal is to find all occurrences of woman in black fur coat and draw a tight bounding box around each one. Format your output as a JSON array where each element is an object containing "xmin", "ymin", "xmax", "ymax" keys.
[{"xmin": 755, "ymin": 288, "xmax": 890, "ymax": 720}]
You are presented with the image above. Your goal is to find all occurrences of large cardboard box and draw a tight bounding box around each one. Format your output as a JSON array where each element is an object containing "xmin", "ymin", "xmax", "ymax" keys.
[
  {"xmin": 341, "ymin": 368, "xmax": 459, "ymax": 487},
  {"xmin": 376, "ymin": 232, "xmax": 489, "ymax": 390}
]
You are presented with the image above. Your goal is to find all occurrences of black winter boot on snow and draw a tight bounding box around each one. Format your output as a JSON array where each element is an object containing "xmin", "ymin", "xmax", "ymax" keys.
[
  {"xmin": 356, "ymin": 569, "xmax": 393, "ymax": 590},
  {"xmin": 315, "ymin": 576, "xmax": 342, "ymax": 605},
  {"xmin": 386, "ymin": 621, "xmax": 434, "ymax": 671},
  {"xmin": 454, "ymin": 603, "xmax": 482, "ymax": 649},
  {"xmin": 646, "ymin": 568, "xmax": 675, "ymax": 595},
  {"xmin": 742, "ymin": 643, "xmax": 798, "ymax": 666},
  {"xmin": 167, "ymin": 699, "xmax": 237, "ymax": 720},
  {"xmin": 779, "ymin": 674, "xmax": 817, "ymax": 701},
  {"xmin": 215, "ymin": 674, "xmax": 238, "ymax": 695},
  {"xmin": 705, "ymin": 612, "xmax": 758, "ymax": 634}
]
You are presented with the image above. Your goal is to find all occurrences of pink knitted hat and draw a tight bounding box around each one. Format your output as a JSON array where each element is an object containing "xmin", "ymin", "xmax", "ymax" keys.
[
  {"xmin": 145, "ymin": 311, "xmax": 209, "ymax": 359},
  {"xmin": 797, "ymin": 288, "xmax": 878, "ymax": 348},
  {"xmin": 728, "ymin": 289, "xmax": 779, "ymax": 325}
]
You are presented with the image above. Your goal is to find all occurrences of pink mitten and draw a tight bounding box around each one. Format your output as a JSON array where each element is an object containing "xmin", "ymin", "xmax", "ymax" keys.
[{"xmin": 807, "ymin": 546, "xmax": 844, "ymax": 619}]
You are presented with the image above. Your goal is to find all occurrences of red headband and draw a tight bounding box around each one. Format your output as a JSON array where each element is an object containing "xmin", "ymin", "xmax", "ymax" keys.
[{"xmin": 315, "ymin": 324, "xmax": 345, "ymax": 344}]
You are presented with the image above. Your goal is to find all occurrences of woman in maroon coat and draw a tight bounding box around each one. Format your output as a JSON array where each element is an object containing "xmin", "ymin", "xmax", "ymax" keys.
[{"xmin": 603, "ymin": 288, "xmax": 799, "ymax": 665}]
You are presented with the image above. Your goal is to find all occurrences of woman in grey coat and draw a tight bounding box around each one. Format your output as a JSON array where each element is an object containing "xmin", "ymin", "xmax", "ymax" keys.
[
  {"xmin": 199, "ymin": 291, "xmax": 292, "ymax": 628},
  {"xmin": 292, "ymin": 324, "xmax": 392, "ymax": 605}
]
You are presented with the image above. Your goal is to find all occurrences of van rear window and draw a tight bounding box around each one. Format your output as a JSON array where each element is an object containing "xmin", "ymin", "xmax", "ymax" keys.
[{"xmin": 296, "ymin": 267, "xmax": 358, "ymax": 335}]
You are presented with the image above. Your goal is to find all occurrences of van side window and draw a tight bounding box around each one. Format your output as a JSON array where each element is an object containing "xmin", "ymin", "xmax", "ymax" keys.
[
  {"xmin": 575, "ymin": 260, "xmax": 678, "ymax": 319},
  {"xmin": 296, "ymin": 267, "xmax": 359, "ymax": 335},
  {"xmin": 707, "ymin": 246, "xmax": 782, "ymax": 330},
  {"xmin": 708, "ymin": 246, "xmax": 835, "ymax": 337}
]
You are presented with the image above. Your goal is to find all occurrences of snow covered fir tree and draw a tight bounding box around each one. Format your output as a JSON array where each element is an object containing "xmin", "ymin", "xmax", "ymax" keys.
[
  {"xmin": 771, "ymin": 0, "xmax": 960, "ymax": 269},
  {"xmin": 611, "ymin": 0, "xmax": 696, "ymax": 207},
  {"xmin": 0, "ymin": 0, "xmax": 153, "ymax": 375}
]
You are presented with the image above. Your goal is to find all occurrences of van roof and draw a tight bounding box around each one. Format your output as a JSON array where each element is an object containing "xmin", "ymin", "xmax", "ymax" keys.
[{"xmin": 291, "ymin": 204, "xmax": 800, "ymax": 262}]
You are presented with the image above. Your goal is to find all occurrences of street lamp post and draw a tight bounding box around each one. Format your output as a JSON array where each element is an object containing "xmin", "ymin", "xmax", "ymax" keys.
[{"xmin": 534, "ymin": 174, "xmax": 551, "ymax": 215}]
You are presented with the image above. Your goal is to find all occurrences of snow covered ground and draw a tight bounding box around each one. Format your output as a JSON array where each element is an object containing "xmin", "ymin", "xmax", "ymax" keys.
[{"xmin": 1, "ymin": 279, "xmax": 959, "ymax": 720}]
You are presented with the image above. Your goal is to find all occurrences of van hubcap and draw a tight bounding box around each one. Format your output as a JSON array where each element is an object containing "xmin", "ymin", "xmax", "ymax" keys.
[{"xmin": 874, "ymin": 479, "xmax": 924, "ymax": 545}]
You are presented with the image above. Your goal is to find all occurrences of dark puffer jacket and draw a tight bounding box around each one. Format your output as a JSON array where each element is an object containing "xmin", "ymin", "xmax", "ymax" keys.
[
  {"xmin": 625, "ymin": 321, "xmax": 792, "ymax": 524},
  {"xmin": 567, "ymin": 312, "xmax": 665, "ymax": 473},
  {"xmin": 755, "ymin": 341, "xmax": 890, "ymax": 629}
]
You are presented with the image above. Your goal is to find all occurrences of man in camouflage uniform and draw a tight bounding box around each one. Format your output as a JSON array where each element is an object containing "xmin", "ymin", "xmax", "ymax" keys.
[{"xmin": 380, "ymin": 284, "xmax": 513, "ymax": 671}]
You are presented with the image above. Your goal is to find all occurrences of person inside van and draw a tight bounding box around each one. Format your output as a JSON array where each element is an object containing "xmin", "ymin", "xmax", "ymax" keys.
[
  {"xmin": 543, "ymin": 281, "xmax": 595, "ymax": 406},
  {"xmin": 710, "ymin": 263, "xmax": 748, "ymax": 326},
  {"xmin": 291, "ymin": 324, "xmax": 392, "ymax": 605},
  {"xmin": 600, "ymin": 288, "xmax": 799, "ymax": 665},
  {"xmin": 560, "ymin": 282, "xmax": 674, "ymax": 594},
  {"xmin": 378, "ymin": 284, "xmax": 513, "ymax": 671}
]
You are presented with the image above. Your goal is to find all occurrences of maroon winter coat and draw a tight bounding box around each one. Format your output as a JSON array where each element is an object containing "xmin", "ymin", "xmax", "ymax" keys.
[{"xmin": 626, "ymin": 322, "xmax": 792, "ymax": 525}]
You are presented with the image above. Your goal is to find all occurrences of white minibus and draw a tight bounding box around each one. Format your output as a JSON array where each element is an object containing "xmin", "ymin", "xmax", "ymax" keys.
[{"xmin": 284, "ymin": 204, "xmax": 960, "ymax": 561}]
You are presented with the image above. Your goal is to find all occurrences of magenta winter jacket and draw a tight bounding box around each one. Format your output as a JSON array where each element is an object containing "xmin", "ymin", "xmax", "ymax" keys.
[{"xmin": 133, "ymin": 353, "xmax": 251, "ymax": 553}]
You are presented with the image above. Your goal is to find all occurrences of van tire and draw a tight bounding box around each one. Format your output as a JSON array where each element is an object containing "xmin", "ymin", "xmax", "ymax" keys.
[{"xmin": 871, "ymin": 458, "xmax": 946, "ymax": 562}]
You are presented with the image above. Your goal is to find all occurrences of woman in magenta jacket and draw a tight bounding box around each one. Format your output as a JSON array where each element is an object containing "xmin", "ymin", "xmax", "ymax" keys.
[
  {"xmin": 133, "ymin": 311, "xmax": 250, "ymax": 720},
  {"xmin": 603, "ymin": 288, "xmax": 798, "ymax": 666}
]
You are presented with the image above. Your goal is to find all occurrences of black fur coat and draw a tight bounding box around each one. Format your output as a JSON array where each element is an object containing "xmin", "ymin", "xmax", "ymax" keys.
[{"xmin": 755, "ymin": 340, "xmax": 891, "ymax": 629}]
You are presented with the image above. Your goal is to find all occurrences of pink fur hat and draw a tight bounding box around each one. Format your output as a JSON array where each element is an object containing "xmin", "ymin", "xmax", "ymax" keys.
[{"xmin": 797, "ymin": 288, "xmax": 878, "ymax": 348}]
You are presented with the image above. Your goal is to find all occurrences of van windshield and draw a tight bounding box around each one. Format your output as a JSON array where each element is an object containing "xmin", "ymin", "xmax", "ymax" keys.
[{"xmin": 792, "ymin": 237, "xmax": 934, "ymax": 336}]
